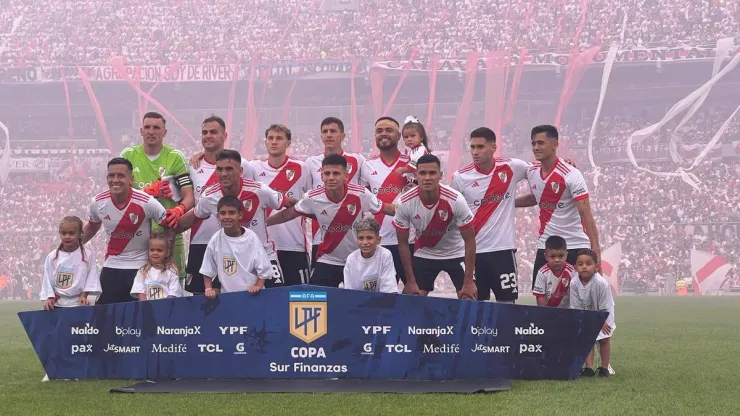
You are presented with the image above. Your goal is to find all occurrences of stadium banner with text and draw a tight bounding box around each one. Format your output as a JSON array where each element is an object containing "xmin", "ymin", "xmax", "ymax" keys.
[
  {"xmin": 19, "ymin": 285, "xmax": 607, "ymax": 381},
  {"xmin": 2, "ymin": 45, "xmax": 739, "ymax": 84},
  {"xmin": 7, "ymin": 157, "xmax": 50, "ymax": 172}
]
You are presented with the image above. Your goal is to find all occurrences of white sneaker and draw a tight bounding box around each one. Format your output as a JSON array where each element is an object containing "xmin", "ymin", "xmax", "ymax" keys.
[
  {"xmin": 42, "ymin": 374, "xmax": 50, "ymax": 382},
  {"xmin": 608, "ymin": 364, "xmax": 616, "ymax": 375}
]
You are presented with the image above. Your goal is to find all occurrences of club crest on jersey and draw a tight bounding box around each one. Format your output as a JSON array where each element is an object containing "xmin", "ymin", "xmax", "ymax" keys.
[
  {"xmin": 347, "ymin": 164, "xmax": 353, "ymax": 174},
  {"xmin": 55, "ymin": 271, "xmax": 73, "ymax": 289},
  {"xmin": 223, "ymin": 257, "xmax": 237, "ymax": 276},
  {"xmin": 129, "ymin": 213, "xmax": 139, "ymax": 224},
  {"xmin": 242, "ymin": 199, "xmax": 253, "ymax": 212},
  {"xmin": 561, "ymin": 278, "xmax": 570, "ymax": 288},
  {"xmin": 286, "ymin": 169, "xmax": 295, "ymax": 181},
  {"xmin": 158, "ymin": 167, "xmax": 166, "ymax": 177},
  {"xmin": 347, "ymin": 204, "xmax": 357, "ymax": 216},
  {"xmin": 498, "ymin": 171, "xmax": 508, "ymax": 183},
  {"xmin": 148, "ymin": 284, "xmax": 165, "ymax": 300},
  {"xmin": 438, "ymin": 209, "xmax": 448, "ymax": 222},
  {"xmin": 551, "ymin": 182, "xmax": 560, "ymax": 194}
]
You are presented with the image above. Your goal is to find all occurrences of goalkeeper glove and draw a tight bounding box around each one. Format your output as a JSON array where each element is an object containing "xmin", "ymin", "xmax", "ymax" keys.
[
  {"xmin": 143, "ymin": 179, "xmax": 173, "ymax": 199},
  {"xmin": 163, "ymin": 204, "xmax": 186, "ymax": 228}
]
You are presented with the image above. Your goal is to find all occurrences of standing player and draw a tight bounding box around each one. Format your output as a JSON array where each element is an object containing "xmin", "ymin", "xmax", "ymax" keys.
[
  {"xmin": 249, "ymin": 124, "xmax": 312, "ymax": 286},
  {"xmin": 393, "ymin": 154, "xmax": 477, "ymax": 299},
  {"xmin": 305, "ymin": 117, "xmax": 366, "ymax": 269},
  {"xmin": 185, "ymin": 115, "xmax": 253, "ymax": 294},
  {"xmin": 451, "ymin": 127, "xmax": 530, "ymax": 303},
  {"xmin": 515, "ymin": 125, "xmax": 600, "ymax": 290},
  {"xmin": 81, "ymin": 158, "xmax": 169, "ymax": 304},
  {"xmin": 175, "ymin": 150, "xmax": 292, "ymax": 287},
  {"xmin": 120, "ymin": 112, "xmax": 194, "ymax": 280},
  {"xmin": 360, "ymin": 117, "xmax": 413, "ymax": 283},
  {"xmin": 267, "ymin": 154, "xmax": 395, "ymax": 288}
]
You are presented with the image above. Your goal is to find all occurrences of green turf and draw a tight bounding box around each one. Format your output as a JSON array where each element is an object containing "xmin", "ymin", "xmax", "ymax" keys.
[{"xmin": 1, "ymin": 297, "xmax": 739, "ymax": 416}]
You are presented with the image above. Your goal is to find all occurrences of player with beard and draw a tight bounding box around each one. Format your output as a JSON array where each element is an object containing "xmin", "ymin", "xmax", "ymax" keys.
[
  {"xmin": 249, "ymin": 124, "xmax": 312, "ymax": 286},
  {"xmin": 305, "ymin": 117, "xmax": 366, "ymax": 271},
  {"xmin": 360, "ymin": 117, "xmax": 413, "ymax": 284}
]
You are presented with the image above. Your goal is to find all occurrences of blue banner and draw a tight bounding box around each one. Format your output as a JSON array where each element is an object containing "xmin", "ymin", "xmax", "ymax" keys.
[{"xmin": 19, "ymin": 285, "xmax": 607, "ymax": 380}]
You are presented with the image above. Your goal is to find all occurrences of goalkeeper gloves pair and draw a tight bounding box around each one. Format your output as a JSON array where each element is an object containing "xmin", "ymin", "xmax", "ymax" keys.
[
  {"xmin": 143, "ymin": 179, "xmax": 173, "ymax": 199},
  {"xmin": 162, "ymin": 204, "xmax": 186, "ymax": 228}
]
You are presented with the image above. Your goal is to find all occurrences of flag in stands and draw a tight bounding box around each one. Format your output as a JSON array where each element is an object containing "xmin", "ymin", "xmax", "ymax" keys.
[
  {"xmin": 690, "ymin": 250, "xmax": 732, "ymax": 295},
  {"xmin": 600, "ymin": 243, "xmax": 622, "ymax": 297}
]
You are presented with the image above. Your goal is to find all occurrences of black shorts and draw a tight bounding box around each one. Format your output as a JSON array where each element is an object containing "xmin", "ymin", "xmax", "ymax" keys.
[
  {"xmin": 412, "ymin": 256, "xmax": 465, "ymax": 292},
  {"xmin": 263, "ymin": 260, "xmax": 286, "ymax": 288},
  {"xmin": 475, "ymin": 250, "xmax": 518, "ymax": 302},
  {"xmin": 185, "ymin": 244, "xmax": 220, "ymax": 294},
  {"xmin": 383, "ymin": 244, "xmax": 414, "ymax": 284},
  {"xmin": 97, "ymin": 267, "xmax": 138, "ymax": 305},
  {"xmin": 278, "ymin": 250, "xmax": 311, "ymax": 286},
  {"xmin": 309, "ymin": 262, "xmax": 344, "ymax": 288},
  {"xmin": 532, "ymin": 248, "xmax": 582, "ymax": 290},
  {"xmin": 310, "ymin": 244, "xmax": 319, "ymax": 271}
]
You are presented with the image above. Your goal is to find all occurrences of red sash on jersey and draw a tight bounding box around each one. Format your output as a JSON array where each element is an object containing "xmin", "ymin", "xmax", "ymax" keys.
[
  {"xmin": 107, "ymin": 203, "xmax": 146, "ymax": 258},
  {"xmin": 414, "ymin": 199, "xmax": 453, "ymax": 251},
  {"xmin": 267, "ymin": 162, "xmax": 302, "ymax": 216},
  {"xmin": 473, "ymin": 164, "xmax": 513, "ymax": 235},
  {"xmin": 538, "ymin": 173, "xmax": 566, "ymax": 236},
  {"xmin": 546, "ymin": 270, "xmax": 571, "ymax": 307},
  {"xmin": 346, "ymin": 156, "xmax": 360, "ymax": 182},
  {"xmin": 238, "ymin": 192, "xmax": 261, "ymax": 227},
  {"xmin": 374, "ymin": 168, "xmax": 407, "ymax": 226},
  {"xmin": 316, "ymin": 193, "xmax": 361, "ymax": 259},
  {"xmin": 191, "ymin": 171, "xmax": 220, "ymax": 240}
]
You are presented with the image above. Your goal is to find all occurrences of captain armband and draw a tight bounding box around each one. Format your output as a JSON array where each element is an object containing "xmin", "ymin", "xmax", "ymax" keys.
[{"xmin": 175, "ymin": 174, "xmax": 193, "ymax": 188}]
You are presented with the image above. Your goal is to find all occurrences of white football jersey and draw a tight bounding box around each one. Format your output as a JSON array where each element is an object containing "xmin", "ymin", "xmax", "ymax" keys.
[
  {"xmin": 526, "ymin": 158, "xmax": 591, "ymax": 250},
  {"xmin": 532, "ymin": 263, "xmax": 577, "ymax": 308},
  {"xmin": 194, "ymin": 178, "xmax": 284, "ymax": 260},
  {"xmin": 305, "ymin": 151, "xmax": 366, "ymax": 245},
  {"xmin": 343, "ymin": 246, "xmax": 399, "ymax": 293},
  {"xmin": 359, "ymin": 152, "xmax": 411, "ymax": 245},
  {"xmin": 294, "ymin": 184, "xmax": 383, "ymax": 266},
  {"xmin": 392, "ymin": 184, "xmax": 474, "ymax": 260},
  {"xmin": 451, "ymin": 158, "xmax": 529, "ymax": 253},
  {"xmin": 570, "ymin": 272, "xmax": 616, "ymax": 337},
  {"xmin": 199, "ymin": 227, "xmax": 274, "ymax": 293},
  {"xmin": 130, "ymin": 267, "xmax": 182, "ymax": 300},
  {"xmin": 88, "ymin": 189, "xmax": 167, "ymax": 269},
  {"xmin": 188, "ymin": 157, "xmax": 253, "ymax": 245},
  {"xmin": 249, "ymin": 157, "xmax": 311, "ymax": 252},
  {"xmin": 40, "ymin": 247, "xmax": 101, "ymax": 307}
]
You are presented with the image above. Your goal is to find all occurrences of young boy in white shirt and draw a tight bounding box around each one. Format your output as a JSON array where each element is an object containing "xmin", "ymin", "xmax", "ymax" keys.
[
  {"xmin": 343, "ymin": 218, "xmax": 398, "ymax": 293},
  {"xmin": 200, "ymin": 196, "xmax": 274, "ymax": 298},
  {"xmin": 533, "ymin": 235, "xmax": 577, "ymax": 308}
]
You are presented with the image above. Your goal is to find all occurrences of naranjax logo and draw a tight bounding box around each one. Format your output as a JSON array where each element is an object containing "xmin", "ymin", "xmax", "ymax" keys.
[
  {"xmin": 157, "ymin": 326, "xmax": 201, "ymax": 337},
  {"xmin": 408, "ymin": 326, "xmax": 454, "ymax": 336},
  {"xmin": 514, "ymin": 323, "xmax": 544, "ymax": 336}
]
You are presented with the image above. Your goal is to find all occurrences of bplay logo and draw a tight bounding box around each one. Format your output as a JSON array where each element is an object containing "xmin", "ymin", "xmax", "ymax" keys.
[
  {"xmin": 115, "ymin": 327, "xmax": 141, "ymax": 337},
  {"xmin": 470, "ymin": 326, "xmax": 498, "ymax": 336},
  {"xmin": 514, "ymin": 323, "xmax": 545, "ymax": 336}
]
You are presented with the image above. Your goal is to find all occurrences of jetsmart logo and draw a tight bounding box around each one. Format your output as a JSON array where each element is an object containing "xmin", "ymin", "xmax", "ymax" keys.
[
  {"xmin": 408, "ymin": 326, "xmax": 454, "ymax": 336},
  {"xmin": 514, "ymin": 323, "xmax": 544, "ymax": 336},
  {"xmin": 157, "ymin": 326, "xmax": 202, "ymax": 337},
  {"xmin": 71, "ymin": 323, "xmax": 99, "ymax": 335}
]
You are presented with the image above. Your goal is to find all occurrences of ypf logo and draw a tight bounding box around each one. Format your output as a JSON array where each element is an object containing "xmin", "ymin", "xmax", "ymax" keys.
[{"xmin": 289, "ymin": 291, "xmax": 327, "ymax": 343}]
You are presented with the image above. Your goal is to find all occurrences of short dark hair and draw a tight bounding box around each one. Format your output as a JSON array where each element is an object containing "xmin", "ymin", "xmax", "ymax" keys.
[
  {"xmin": 576, "ymin": 248, "xmax": 599, "ymax": 263},
  {"xmin": 142, "ymin": 112, "xmax": 166, "ymax": 126},
  {"xmin": 202, "ymin": 115, "xmax": 226, "ymax": 130},
  {"xmin": 217, "ymin": 196, "xmax": 243, "ymax": 213},
  {"xmin": 107, "ymin": 157, "xmax": 133, "ymax": 172},
  {"xmin": 321, "ymin": 117, "xmax": 344, "ymax": 133},
  {"xmin": 216, "ymin": 149, "xmax": 242, "ymax": 164},
  {"xmin": 545, "ymin": 235, "xmax": 567, "ymax": 251},
  {"xmin": 265, "ymin": 124, "xmax": 292, "ymax": 141},
  {"xmin": 322, "ymin": 154, "xmax": 348, "ymax": 168},
  {"xmin": 470, "ymin": 127, "xmax": 496, "ymax": 143},
  {"xmin": 416, "ymin": 153, "xmax": 441, "ymax": 169},
  {"xmin": 531, "ymin": 125, "xmax": 558, "ymax": 140},
  {"xmin": 376, "ymin": 116, "xmax": 400, "ymax": 128}
]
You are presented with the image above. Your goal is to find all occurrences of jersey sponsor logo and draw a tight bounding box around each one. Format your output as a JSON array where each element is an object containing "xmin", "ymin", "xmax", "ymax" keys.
[
  {"xmin": 223, "ymin": 257, "xmax": 237, "ymax": 276},
  {"xmin": 108, "ymin": 202, "xmax": 147, "ymax": 256},
  {"xmin": 415, "ymin": 199, "xmax": 454, "ymax": 251},
  {"xmin": 473, "ymin": 192, "xmax": 511, "ymax": 207},
  {"xmin": 147, "ymin": 284, "xmax": 166, "ymax": 300},
  {"xmin": 289, "ymin": 291, "xmax": 327, "ymax": 344},
  {"xmin": 316, "ymin": 193, "xmax": 362, "ymax": 259},
  {"xmin": 374, "ymin": 185, "xmax": 404, "ymax": 195},
  {"xmin": 55, "ymin": 270, "xmax": 73, "ymax": 289}
]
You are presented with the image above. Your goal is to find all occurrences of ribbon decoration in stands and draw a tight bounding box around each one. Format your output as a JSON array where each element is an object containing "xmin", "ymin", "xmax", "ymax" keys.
[
  {"xmin": 110, "ymin": 57, "xmax": 198, "ymax": 145},
  {"xmin": 281, "ymin": 66, "xmax": 303, "ymax": 128},
  {"xmin": 424, "ymin": 55, "xmax": 441, "ymax": 132},
  {"xmin": 586, "ymin": 43, "xmax": 620, "ymax": 187},
  {"xmin": 76, "ymin": 66, "xmax": 114, "ymax": 152},
  {"xmin": 0, "ymin": 121, "xmax": 10, "ymax": 185},
  {"xmin": 241, "ymin": 59, "xmax": 260, "ymax": 159},
  {"xmin": 484, "ymin": 50, "xmax": 510, "ymax": 157},
  {"xmin": 350, "ymin": 57, "xmax": 362, "ymax": 153},
  {"xmin": 225, "ymin": 60, "xmax": 239, "ymax": 148},
  {"xmin": 503, "ymin": 47, "xmax": 526, "ymax": 127},
  {"xmin": 382, "ymin": 49, "xmax": 418, "ymax": 117},
  {"xmin": 625, "ymin": 37, "xmax": 740, "ymax": 190},
  {"xmin": 60, "ymin": 69, "xmax": 74, "ymax": 136},
  {"xmin": 445, "ymin": 51, "xmax": 481, "ymax": 182},
  {"xmin": 369, "ymin": 67, "xmax": 384, "ymax": 122}
]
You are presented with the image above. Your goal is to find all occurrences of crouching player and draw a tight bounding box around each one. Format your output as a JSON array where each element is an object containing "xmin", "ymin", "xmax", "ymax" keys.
[
  {"xmin": 343, "ymin": 218, "xmax": 398, "ymax": 293},
  {"xmin": 199, "ymin": 196, "xmax": 273, "ymax": 298},
  {"xmin": 533, "ymin": 236, "xmax": 576, "ymax": 308},
  {"xmin": 571, "ymin": 249, "xmax": 616, "ymax": 377}
]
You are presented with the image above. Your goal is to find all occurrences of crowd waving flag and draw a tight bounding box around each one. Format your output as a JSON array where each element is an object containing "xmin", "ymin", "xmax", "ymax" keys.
[
  {"xmin": 690, "ymin": 250, "xmax": 733, "ymax": 295},
  {"xmin": 600, "ymin": 243, "xmax": 622, "ymax": 297}
]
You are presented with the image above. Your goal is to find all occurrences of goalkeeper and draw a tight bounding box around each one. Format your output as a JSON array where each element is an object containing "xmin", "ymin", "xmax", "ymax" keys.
[{"xmin": 121, "ymin": 112, "xmax": 194, "ymax": 280}]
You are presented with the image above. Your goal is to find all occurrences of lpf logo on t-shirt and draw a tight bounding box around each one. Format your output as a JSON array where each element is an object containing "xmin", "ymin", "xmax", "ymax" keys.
[
  {"xmin": 147, "ymin": 284, "xmax": 165, "ymax": 300},
  {"xmin": 55, "ymin": 268, "xmax": 74, "ymax": 289},
  {"xmin": 363, "ymin": 277, "xmax": 379, "ymax": 292},
  {"xmin": 222, "ymin": 257, "xmax": 237, "ymax": 276}
]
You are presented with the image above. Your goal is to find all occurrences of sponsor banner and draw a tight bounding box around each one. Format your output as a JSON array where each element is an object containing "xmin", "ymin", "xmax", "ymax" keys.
[
  {"xmin": 6, "ymin": 157, "xmax": 50, "ymax": 172},
  {"xmin": 19, "ymin": 285, "xmax": 606, "ymax": 381}
]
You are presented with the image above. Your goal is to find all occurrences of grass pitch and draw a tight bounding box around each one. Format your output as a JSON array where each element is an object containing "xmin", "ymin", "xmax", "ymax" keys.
[{"xmin": 1, "ymin": 297, "xmax": 738, "ymax": 416}]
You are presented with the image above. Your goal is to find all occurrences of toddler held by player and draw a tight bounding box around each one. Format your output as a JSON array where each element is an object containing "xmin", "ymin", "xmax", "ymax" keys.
[
  {"xmin": 130, "ymin": 232, "xmax": 182, "ymax": 301},
  {"xmin": 570, "ymin": 249, "xmax": 616, "ymax": 378},
  {"xmin": 394, "ymin": 116, "xmax": 431, "ymax": 178},
  {"xmin": 343, "ymin": 218, "xmax": 398, "ymax": 293},
  {"xmin": 40, "ymin": 216, "xmax": 101, "ymax": 310},
  {"xmin": 533, "ymin": 236, "xmax": 576, "ymax": 308}
]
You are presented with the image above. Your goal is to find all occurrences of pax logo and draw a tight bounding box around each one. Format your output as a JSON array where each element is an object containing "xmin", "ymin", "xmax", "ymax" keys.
[
  {"xmin": 519, "ymin": 344, "xmax": 542, "ymax": 355},
  {"xmin": 71, "ymin": 344, "xmax": 93, "ymax": 354}
]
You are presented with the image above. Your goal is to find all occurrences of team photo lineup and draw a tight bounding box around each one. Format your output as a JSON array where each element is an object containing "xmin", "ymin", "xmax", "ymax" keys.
[{"xmin": 40, "ymin": 111, "xmax": 614, "ymax": 377}]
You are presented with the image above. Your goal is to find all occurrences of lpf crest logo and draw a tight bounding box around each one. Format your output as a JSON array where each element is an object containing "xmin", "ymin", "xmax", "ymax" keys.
[
  {"xmin": 222, "ymin": 257, "xmax": 237, "ymax": 276},
  {"xmin": 289, "ymin": 291, "xmax": 327, "ymax": 343},
  {"xmin": 363, "ymin": 277, "xmax": 378, "ymax": 292},
  {"xmin": 147, "ymin": 284, "xmax": 165, "ymax": 300},
  {"xmin": 55, "ymin": 270, "xmax": 74, "ymax": 289}
]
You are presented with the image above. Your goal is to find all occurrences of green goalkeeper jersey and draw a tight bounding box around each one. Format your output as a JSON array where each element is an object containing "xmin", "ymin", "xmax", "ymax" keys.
[{"xmin": 120, "ymin": 144, "xmax": 191, "ymax": 210}]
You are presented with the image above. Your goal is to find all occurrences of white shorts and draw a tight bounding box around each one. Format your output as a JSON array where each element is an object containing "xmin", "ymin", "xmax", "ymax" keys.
[{"xmin": 596, "ymin": 325, "xmax": 615, "ymax": 341}]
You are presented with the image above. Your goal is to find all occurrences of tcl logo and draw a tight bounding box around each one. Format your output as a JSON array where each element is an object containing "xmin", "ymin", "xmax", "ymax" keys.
[{"xmin": 197, "ymin": 344, "xmax": 223, "ymax": 353}]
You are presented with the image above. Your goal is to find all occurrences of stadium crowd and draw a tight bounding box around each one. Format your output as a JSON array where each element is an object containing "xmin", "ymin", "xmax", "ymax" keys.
[{"xmin": 1, "ymin": 0, "xmax": 738, "ymax": 65}]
